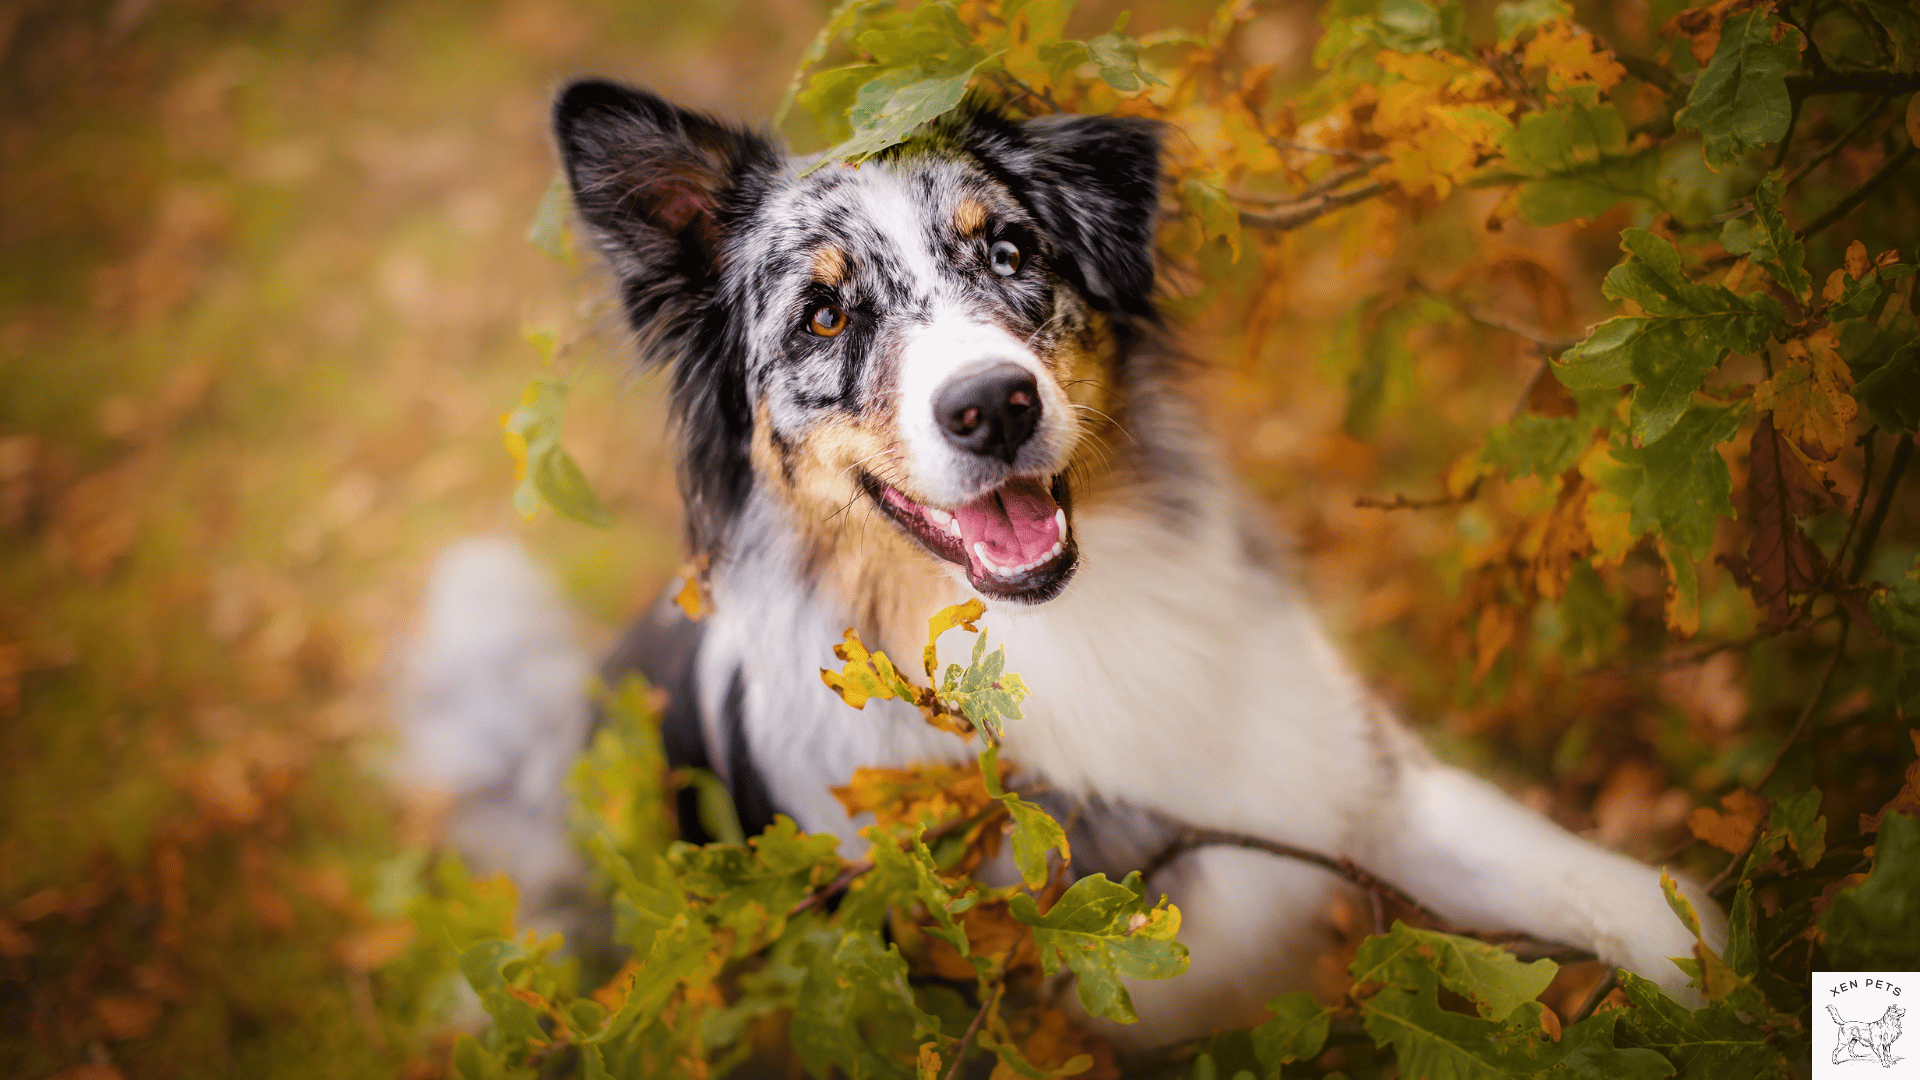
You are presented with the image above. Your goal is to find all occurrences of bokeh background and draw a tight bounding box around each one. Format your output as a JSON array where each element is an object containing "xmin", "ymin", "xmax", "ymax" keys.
[{"xmin": 4, "ymin": 0, "xmax": 1910, "ymax": 1076}]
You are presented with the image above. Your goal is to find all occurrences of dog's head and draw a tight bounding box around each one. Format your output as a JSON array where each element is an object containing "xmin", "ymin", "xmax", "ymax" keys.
[{"xmin": 553, "ymin": 80, "xmax": 1161, "ymax": 604}]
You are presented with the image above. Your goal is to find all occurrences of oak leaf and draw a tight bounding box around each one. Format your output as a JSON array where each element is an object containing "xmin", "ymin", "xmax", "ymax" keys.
[
  {"xmin": 1687, "ymin": 788, "xmax": 1768, "ymax": 853},
  {"xmin": 1755, "ymin": 329, "xmax": 1857, "ymax": 462}
]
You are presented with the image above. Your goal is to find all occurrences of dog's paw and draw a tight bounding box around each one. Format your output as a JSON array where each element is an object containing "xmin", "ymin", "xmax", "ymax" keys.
[{"xmin": 1600, "ymin": 868, "xmax": 1727, "ymax": 1008}]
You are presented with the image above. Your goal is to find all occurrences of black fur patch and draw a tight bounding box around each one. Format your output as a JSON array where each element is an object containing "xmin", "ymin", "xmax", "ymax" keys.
[{"xmin": 553, "ymin": 80, "xmax": 781, "ymax": 557}]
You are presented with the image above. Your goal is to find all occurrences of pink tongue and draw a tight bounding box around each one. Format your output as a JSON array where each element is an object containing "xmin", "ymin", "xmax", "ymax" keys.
[{"xmin": 954, "ymin": 478, "xmax": 1061, "ymax": 573}]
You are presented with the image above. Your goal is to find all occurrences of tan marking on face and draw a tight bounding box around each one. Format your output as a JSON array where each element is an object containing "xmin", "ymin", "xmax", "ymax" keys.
[
  {"xmin": 812, "ymin": 245, "xmax": 848, "ymax": 286},
  {"xmin": 953, "ymin": 198, "xmax": 988, "ymax": 237}
]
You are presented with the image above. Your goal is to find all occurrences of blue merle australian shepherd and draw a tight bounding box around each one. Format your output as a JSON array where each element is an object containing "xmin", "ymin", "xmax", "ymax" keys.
[{"xmin": 398, "ymin": 79, "xmax": 1726, "ymax": 1044}]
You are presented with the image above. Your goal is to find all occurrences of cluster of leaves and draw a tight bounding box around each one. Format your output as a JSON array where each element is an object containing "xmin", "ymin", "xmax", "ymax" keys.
[
  {"xmin": 466, "ymin": 0, "xmax": 1920, "ymax": 1076},
  {"xmin": 407, "ymin": 608, "xmax": 1188, "ymax": 1080}
]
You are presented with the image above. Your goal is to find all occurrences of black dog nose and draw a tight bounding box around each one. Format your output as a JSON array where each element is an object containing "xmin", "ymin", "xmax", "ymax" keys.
[{"xmin": 934, "ymin": 362, "xmax": 1042, "ymax": 463}]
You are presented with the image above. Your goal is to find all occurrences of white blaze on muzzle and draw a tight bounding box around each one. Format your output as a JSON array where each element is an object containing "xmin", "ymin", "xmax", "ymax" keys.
[{"xmin": 894, "ymin": 310, "xmax": 1073, "ymax": 510}]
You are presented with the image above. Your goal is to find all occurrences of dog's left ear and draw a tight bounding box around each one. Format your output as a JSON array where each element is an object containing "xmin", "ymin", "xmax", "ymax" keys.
[{"xmin": 968, "ymin": 113, "xmax": 1163, "ymax": 318}]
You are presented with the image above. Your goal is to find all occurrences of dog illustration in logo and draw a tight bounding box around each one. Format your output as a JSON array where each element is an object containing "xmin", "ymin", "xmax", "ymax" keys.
[{"xmin": 1830, "ymin": 1003, "xmax": 1906, "ymax": 1068}]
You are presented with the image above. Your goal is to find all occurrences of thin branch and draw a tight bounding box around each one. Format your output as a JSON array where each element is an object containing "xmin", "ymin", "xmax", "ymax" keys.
[
  {"xmin": 788, "ymin": 802, "xmax": 1009, "ymax": 916},
  {"xmin": 1772, "ymin": 93, "xmax": 1803, "ymax": 171},
  {"xmin": 1801, "ymin": 143, "xmax": 1919, "ymax": 238},
  {"xmin": 1266, "ymin": 137, "xmax": 1377, "ymax": 162},
  {"xmin": 944, "ymin": 943, "xmax": 1019, "ymax": 1080},
  {"xmin": 1457, "ymin": 302, "xmax": 1584, "ymax": 350},
  {"xmin": 1786, "ymin": 69, "xmax": 1920, "ymax": 98},
  {"xmin": 1571, "ymin": 968, "xmax": 1621, "ymax": 1024},
  {"xmin": 1787, "ymin": 95, "xmax": 1893, "ymax": 192},
  {"xmin": 1354, "ymin": 480, "xmax": 1481, "ymax": 512},
  {"xmin": 1850, "ymin": 433, "xmax": 1914, "ymax": 583},
  {"xmin": 1715, "ymin": 96, "xmax": 1893, "ymax": 223},
  {"xmin": 1142, "ymin": 826, "xmax": 1593, "ymax": 961},
  {"xmin": 1710, "ymin": 618, "xmax": 1853, "ymax": 893},
  {"xmin": 1614, "ymin": 53, "xmax": 1677, "ymax": 92},
  {"xmin": 1234, "ymin": 157, "xmax": 1390, "ymax": 206},
  {"xmin": 1240, "ymin": 181, "xmax": 1389, "ymax": 232}
]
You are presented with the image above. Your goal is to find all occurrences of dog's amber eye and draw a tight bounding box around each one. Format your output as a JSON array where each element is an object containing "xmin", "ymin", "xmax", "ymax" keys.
[
  {"xmin": 809, "ymin": 304, "xmax": 847, "ymax": 338},
  {"xmin": 990, "ymin": 240, "xmax": 1021, "ymax": 277}
]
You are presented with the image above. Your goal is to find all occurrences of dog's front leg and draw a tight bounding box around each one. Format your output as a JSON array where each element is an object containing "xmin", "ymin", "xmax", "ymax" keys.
[{"xmin": 1362, "ymin": 754, "xmax": 1727, "ymax": 1005}]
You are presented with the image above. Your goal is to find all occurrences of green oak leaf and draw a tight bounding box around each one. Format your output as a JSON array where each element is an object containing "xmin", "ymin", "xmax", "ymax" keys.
[
  {"xmin": 941, "ymin": 630, "xmax": 1031, "ymax": 739},
  {"xmin": 1820, "ymin": 811, "xmax": 1920, "ymax": 970},
  {"xmin": 1721, "ymin": 175, "xmax": 1809, "ymax": 301},
  {"xmin": 1476, "ymin": 385, "xmax": 1616, "ymax": 481},
  {"xmin": 1494, "ymin": 0, "xmax": 1571, "ymax": 43},
  {"xmin": 671, "ymin": 815, "xmax": 842, "ymax": 954},
  {"xmin": 1674, "ymin": 11, "xmax": 1803, "ymax": 171},
  {"xmin": 1604, "ymin": 404, "xmax": 1743, "ymax": 558},
  {"xmin": 1350, "ymin": 923, "xmax": 1558, "ymax": 1022},
  {"xmin": 1870, "ymin": 555, "xmax": 1920, "ymax": 645},
  {"xmin": 1614, "ymin": 971, "xmax": 1781, "ymax": 1077},
  {"xmin": 503, "ymin": 376, "xmax": 617, "ymax": 528},
  {"xmin": 1010, "ymin": 871, "xmax": 1188, "ymax": 1023},
  {"xmin": 1250, "ymin": 992, "xmax": 1332, "ymax": 1068},
  {"xmin": 791, "ymin": 926, "xmax": 943, "ymax": 1080},
  {"xmin": 1557, "ymin": 230, "xmax": 1778, "ymax": 445},
  {"xmin": 981, "ymin": 744, "xmax": 1069, "ymax": 888},
  {"xmin": 1767, "ymin": 787, "xmax": 1826, "ymax": 870},
  {"xmin": 1851, "ymin": 337, "xmax": 1920, "ymax": 435},
  {"xmin": 1855, "ymin": 0, "xmax": 1920, "ymax": 69}
]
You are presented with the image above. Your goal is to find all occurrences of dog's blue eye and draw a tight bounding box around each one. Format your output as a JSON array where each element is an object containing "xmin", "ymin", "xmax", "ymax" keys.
[{"xmin": 990, "ymin": 240, "xmax": 1021, "ymax": 277}]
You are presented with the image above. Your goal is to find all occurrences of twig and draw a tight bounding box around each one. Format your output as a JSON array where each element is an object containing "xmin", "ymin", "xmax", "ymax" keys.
[
  {"xmin": 1266, "ymin": 137, "xmax": 1377, "ymax": 162},
  {"xmin": 1709, "ymin": 619, "xmax": 1853, "ymax": 893},
  {"xmin": 1801, "ymin": 143, "xmax": 1919, "ymax": 239},
  {"xmin": 1457, "ymin": 302, "xmax": 1584, "ymax": 350},
  {"xmin": 1715, "ymin": 96, "xmax": 1894, "ymax": 224},
  {"xmin": 788, "ymin": 802, "xmax": 1009, "ymax": 916},
  {"xmin": 1614, "ymin": 53, "xmax": 1677, "ymax": 92},
  {"xmin": 1849, "ymin": 433, "xmax": 1914, "ymax": 583},
  {"xmin": 1354, "ymin": 480, "xmax": 1481, "ymax": 512},
  {"xmin": 944, "ymin": 953, "xmax": 1015, "ymax": 1080},
  {"xmin": 1240, "ymin": 181, "xmax": 1388, "ymax": 232},
  {"xmin": 1142, "ymin": 826, "xmax": 1592, "ymax": 961},
  {"xmin": 1789, "ymin": 95, "xmax": 1893, "ymax": 192},
  {"xmin": 1809, "ymin": 430, "xmax": 1876, "ymax": 598},
  {"xmin": 1785, "ymin": 69, "xmax": 1920, "ymax": 98},
  {"xmin": 989, "ymin": 71, "xmax": 1060, "ymax": 115},
  {"xmin": 1571, "ymin": 968, "xmax": 1620, "ymax": 1024},
  {"xmin": 1772, "ymin": 93, "xmax": 1803, "ymax": 171},
  {"xmin": 1145, "ymin": 828, "xmax": 1446, "ymax": 923}
]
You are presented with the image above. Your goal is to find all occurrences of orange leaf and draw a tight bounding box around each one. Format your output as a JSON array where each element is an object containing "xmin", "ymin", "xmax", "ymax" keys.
[{"xmin": 1687, "ymin": 788, "xmax": 1768, "ymax": 853}]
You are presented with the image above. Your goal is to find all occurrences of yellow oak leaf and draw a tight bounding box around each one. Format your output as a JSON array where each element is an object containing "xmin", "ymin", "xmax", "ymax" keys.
[
  {"xmin": 1521, "ymin": 21, "xmax": 1626, "ymax": 95},
  {"xmin": 831, "ymin": 761, "xmax": 993, "ymax": 834},
  {"xmin": 923, "ymin": 598, "xmax": 985, "ymax": 681},
  {"xmin": 1754, "ymin": 329, "xmax": 1857, "ymax": 462},
  {"xmin": 821, "ymin": 629, "xmax": 913, "ymax": 709}
]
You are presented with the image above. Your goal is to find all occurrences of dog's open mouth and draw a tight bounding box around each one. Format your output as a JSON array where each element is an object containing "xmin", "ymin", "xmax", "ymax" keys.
[{"xmin": 862, "ymin": 473, "xmax": 1077, "ymax": 603}]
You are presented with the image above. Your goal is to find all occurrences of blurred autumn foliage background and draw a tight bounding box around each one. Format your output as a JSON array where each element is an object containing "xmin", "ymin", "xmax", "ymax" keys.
[{"xmin": 3, "ymin": 0, "xmax": 1917, "ymax": 1077}]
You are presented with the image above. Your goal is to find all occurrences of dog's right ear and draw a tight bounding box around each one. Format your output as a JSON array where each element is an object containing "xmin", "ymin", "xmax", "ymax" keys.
[{"xmin": 552, "ymin": 80, "xmax": 777, "ymax": 336}]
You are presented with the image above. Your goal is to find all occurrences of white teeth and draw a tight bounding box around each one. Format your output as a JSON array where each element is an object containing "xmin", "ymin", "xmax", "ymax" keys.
[
  {"xmin": 925, "ymin": 507, "xmax": 952, "ymax": 526},
  {"xmin": 972, "ymin": 538, "xmax": 1067, "ymax": 579},
  {"xmin": 1054, "ymin": 508, "xmax": 1068, "ymax": 539},
  {"xmin": 948, "ymin": 518, "xmax": 962, "ymax": 538}
]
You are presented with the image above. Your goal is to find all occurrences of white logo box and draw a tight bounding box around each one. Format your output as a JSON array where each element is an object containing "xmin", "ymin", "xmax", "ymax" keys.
[{"xmin": 1815, "ymin": 971, "xmax": 1915, "ymax": 1077}]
